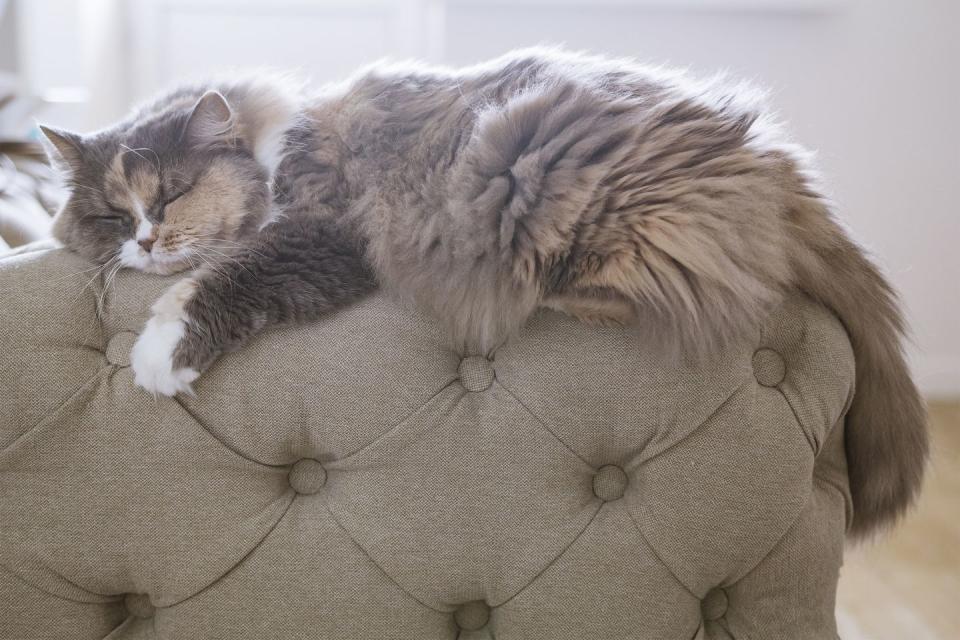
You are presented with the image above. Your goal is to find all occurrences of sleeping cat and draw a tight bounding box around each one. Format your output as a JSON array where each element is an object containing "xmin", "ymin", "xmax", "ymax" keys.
[{"xmin": 41, "ymin": 48, "xmax": 926, "ymax": 537}]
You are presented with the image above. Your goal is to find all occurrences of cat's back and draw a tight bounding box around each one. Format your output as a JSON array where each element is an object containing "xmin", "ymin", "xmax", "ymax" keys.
[
  {"xmin": 302, "ymin": 47, "xmax": 684, "ymax": 187},
  {"xmin": 333, "ymin": 47, "xmax": 674, "ymax": 113}
]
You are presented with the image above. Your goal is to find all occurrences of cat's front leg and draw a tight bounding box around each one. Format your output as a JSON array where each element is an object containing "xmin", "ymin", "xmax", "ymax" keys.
[
  {"xmin": 130, "ymin": 277, "xmax": 204, "ymax": 396},
  {"xmin": 129, "ymin": 214, "xmax": 375, "ymax": 397},
  {"xmin": 131, "ymin": 270, "xmax": 267, "ymax": 397}
]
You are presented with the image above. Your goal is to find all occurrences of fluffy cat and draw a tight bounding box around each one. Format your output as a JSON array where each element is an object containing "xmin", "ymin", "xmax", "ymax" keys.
[{"xmin": 41, "ymin": 48, "xmax": 926, "ymax": 538}]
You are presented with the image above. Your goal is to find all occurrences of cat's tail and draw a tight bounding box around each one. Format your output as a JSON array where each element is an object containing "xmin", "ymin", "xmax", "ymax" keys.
[{"xmin": 787, "ymin": 195, "xmax": 929, "ymax": 538}]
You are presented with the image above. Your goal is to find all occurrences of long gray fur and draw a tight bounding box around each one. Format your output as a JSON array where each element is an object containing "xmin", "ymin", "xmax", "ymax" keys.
[{"xmin": 41, "ymin": 47, "xmax": 927, "ymax": 538}]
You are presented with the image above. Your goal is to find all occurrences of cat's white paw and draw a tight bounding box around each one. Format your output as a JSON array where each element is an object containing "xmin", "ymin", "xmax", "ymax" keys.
[{"xmin": 130, "ymin": 278, "xmax": 200, "ymax": 397}]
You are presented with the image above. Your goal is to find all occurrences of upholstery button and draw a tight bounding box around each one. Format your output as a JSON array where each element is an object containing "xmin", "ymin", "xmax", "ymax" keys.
[
  {"xmin": 458, "ymin": 356, "xmax": 495, "ymax": 392},
  {"xmin": 454, "ymin": 600, "xmax": 490, "ymax": 631},
  {"xmin": 124, "ymin": 593, "xmax": 155, "ymax": 619},
  {"xmin": 288, "ymin": 459, "xmax": 326, "ymax": 495},
  {"xmin": 105, "ymin": 331, "xmax": 138, "ymax": 367},
  {"xmin": 701, "ymin": 588, "xmax": 728, "ymax": 621},
  {"xmin": 592, "ymin": 465, "xmax": 628, "ymax": 501},
  {"xmin": 752, "ymin": 348, "xmax": 786, "ymax": 387}
]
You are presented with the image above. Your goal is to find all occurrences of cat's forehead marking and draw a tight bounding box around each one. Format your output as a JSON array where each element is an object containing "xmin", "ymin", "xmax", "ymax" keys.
[
  {"xmin": 106, "ymin": 149, "xmax": 160, "ymax": 207},
  {"xmin": 105, "ymin": 152, "xmax": 126, "ymax": 192}
]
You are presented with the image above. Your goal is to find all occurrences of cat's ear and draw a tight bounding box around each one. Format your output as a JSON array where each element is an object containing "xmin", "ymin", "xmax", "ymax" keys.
[
  {"xmin": 38, "ymin": 125, "xmax": 86, "ymax": 173},
  {"xmin": 184, "ymin": 90, "xmax": 234, "ymax": 145}
]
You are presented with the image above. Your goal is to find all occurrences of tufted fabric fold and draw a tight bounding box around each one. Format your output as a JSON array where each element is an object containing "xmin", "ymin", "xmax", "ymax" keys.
[{"xmin": 1, "ymin": 248, "xmax": 854, "ymax": 639}]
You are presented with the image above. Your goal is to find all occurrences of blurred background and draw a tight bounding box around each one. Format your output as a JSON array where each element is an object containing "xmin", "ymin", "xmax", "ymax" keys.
[{"xmin": 0, "ymin": 1, "xmax": 957, "ymax": 637}]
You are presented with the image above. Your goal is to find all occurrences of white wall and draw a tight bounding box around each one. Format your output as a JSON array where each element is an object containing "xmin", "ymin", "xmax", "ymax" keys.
[
  {"xmin": 0, "ymin": 1, "xmax": 18, "ymax": 72},
  {"xmin": 11, "ymin": 0, "xmax": 960, "ymax": 395}
]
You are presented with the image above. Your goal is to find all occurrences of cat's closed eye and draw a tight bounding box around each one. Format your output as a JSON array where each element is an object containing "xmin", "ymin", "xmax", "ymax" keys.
[
  {"xmin": 98, "ymin": 206, "xmax": 131, "ymax": 227},
  {"xmin": 164, "ymin": 191, "xmax": 187, "ymax": 206},
  {"xmin": 163, "ymin": 183, "xmax": 193, "ymax": 207}
]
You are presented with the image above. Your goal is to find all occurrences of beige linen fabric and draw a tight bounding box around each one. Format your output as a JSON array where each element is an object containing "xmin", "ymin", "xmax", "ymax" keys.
[{"xmin": 0, "ymin": 248, "xmax": 853, "ymax": 640}]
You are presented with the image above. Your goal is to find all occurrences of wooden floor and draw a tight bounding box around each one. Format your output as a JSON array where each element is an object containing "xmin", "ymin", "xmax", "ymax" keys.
[{"xmin": 836, "ymin": 401, "xmax": 960, "ymax": 640}]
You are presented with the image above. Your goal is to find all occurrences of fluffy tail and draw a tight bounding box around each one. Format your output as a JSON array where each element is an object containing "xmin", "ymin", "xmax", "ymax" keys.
[{"xmin": 788, "ymin": 195, "xmax": 929, "ymax": 538}]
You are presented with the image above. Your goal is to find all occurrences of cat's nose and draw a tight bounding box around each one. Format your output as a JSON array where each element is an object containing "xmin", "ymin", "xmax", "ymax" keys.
[{"xmin": 138, "ymin": 238, "xmax": 155, "ymax": 253}]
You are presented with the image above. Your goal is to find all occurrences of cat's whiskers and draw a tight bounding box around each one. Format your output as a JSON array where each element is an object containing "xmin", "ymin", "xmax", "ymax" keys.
[
  {"xmin": 203, "ymin": 247, "xmax": 266, "ymax": 262},
  {"xmin": 183, "ymin": 241, "xmax": 233, "ymax": 276},
  {"xmin": 52, "ymin": 261, "xmax": 115, "ymax": 284},
  {"xmin": 188, "ymin": 233, "xmax": 267, "ymax": 258},
  {"xmin": 95, "ymin": 259, "xmax": 125, "ymax": 319},
  {"xmin": 189, "ymin": 248, "xmax": 239, "ymax": 292},
  {"xmin": 193, "ymin": 251, "xmax": 240, "ymax": 282},
  {"xmin": 188, "ymin": 240, "xmax": 258, "ymax": 275},
  {"xmin": 70, "ymin": 254, "xmax": 119, "ymax": 305},
  {"xmin": 187, "ymin": 242, "xmax": 258, "ymax": 293},
  {"xmin": 196, "ymin": 253, "xmax": 254, "ymax": 288},
  {"xmin": 184, "ymin": 253, "xmax": 200, "ymax": 272},
  {"xmin": 63, "ymin": 253, "xmax": 120, "ymax": 347}
]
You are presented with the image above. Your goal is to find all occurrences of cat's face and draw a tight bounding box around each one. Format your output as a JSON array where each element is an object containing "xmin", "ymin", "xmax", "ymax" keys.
[{"xmin": 42, "ymin": 91, "xmax": 269, "ymax": 274}]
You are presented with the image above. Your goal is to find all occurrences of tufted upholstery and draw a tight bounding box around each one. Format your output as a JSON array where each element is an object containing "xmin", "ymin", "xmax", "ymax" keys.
[{"xmin": 0, "ymin": 247, "xmax": 855, "ymax": 640}]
